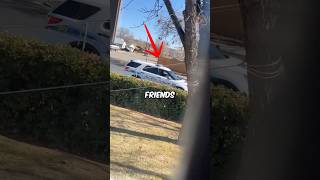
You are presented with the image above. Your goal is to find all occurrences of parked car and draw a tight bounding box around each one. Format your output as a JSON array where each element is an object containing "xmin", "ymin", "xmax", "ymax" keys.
[
  {"xmin": 124, "ymin": 60, "xmax": 188, "ymax": 91},
  {"xmin": 126, "ymin": 44, "xmax": 135, "ymax": 52},
  {"xmin": 110, "ymin": 44, "xmax": 120, "ymax": 51},
  {"xmin": 113, "ymin": 37, "xmax": 126, "ymax": 49},
  {"xmin": 46, "ymin": 0, "xmax": 110, "ymax": 57},
  {"xmin": 210, "ymin": 43, "xmax": 249, "ymax": 95}
]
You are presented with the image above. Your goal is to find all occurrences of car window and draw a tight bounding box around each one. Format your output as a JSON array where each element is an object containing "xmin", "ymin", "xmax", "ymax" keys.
[
  {"xmin": 53, "ymin": 0, "xmax": 100, "ymax": 20},
  {"xmin": 142, "ymin": 66, "xmax": 159, "ymax": 75},
  {"xmin": 167, "ymin": 71, "xmax": 181, "ymax": 80},
  {"xmin": 158, "ymin": 69, "xmax": 167, "ymax": 77},
  {"xmin": 127, "ymin": 62, "xmax": 141, "ymax": 68}
]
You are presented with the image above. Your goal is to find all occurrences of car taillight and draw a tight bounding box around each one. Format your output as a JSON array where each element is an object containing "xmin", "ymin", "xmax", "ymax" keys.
[{"xmin": 48, "ymin": 16, "xmax": 62, "ymax": 24}]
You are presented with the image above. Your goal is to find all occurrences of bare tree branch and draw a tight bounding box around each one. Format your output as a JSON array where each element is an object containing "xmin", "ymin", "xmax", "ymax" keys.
[{"xmin": 162, "ymin": 0, "xmax": 186, "ymax": 48}]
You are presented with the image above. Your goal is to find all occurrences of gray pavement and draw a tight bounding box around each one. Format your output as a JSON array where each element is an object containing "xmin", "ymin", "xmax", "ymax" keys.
[{"xmin": 110, "ymin": 50, "xmax": 159, "ymax": 76}]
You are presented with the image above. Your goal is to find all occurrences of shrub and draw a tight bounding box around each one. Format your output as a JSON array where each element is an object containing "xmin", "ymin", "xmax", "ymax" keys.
[
  {"xmin": 210, "ymin": 85, "xmax": 249, "ymax": 179},
  {"xmin": 110, "ymin": 74, "xmax": 249, "ymax": 179},
  {"xmin": 0, "ymin": 33, "xmax": 108, "ymax": 162},
  {"xmin": 110, "ymin": 73, "xmax": 249, "ymax": 177},
  {"xmin": 110, "ymin": 73, "xmax": 187, "ymax": 121}
]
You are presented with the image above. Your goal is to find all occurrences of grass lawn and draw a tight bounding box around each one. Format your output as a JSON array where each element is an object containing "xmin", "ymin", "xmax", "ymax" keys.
[
  {"xmin": 0, "ymin": 135, "xmax": 107, "ymax": 180},
  {"xmin": 110, "ymin": 105, "xmax": 182, "ymax": 180}
]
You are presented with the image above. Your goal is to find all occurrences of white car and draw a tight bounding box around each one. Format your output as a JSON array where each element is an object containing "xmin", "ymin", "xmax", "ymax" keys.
[
  {"xmin": 46, "ymin": 0, "xmax": 110, "ymax": 57},
  {"xmin": 124, "ymin": 60, "xmax": 188, "ymax": 91},
  {"xmin": 110, "ymin": 44, "xmax": 120, "ymax": 51},
  {"xmin": 210, "ymin": 43, "xmax": 249, "ymax": 95}
]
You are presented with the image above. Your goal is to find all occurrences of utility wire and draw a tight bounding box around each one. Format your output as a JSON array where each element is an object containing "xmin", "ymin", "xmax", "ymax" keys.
[
  {"xmin": 110, "ymin": 86, "xmax": 151, "ymax": 92},
  {"xmin": 0, "ymin": 81, "xmax": 109, "ymax": 96}
]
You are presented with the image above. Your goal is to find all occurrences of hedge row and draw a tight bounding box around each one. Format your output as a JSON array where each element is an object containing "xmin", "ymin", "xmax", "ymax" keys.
[
  {"xmin": 210, "ymin": 85, "xmax": 249, "ymax": 179},
  {"xmin": 0, "ymin": 33, "xmax": 108, "ymax": 162},
  {"xmin": 110, "ymin": 73, "xmax": 187, "ymax": 121},
  {"xmin": 0, "ymin": 32, "xmax": 249, "ymax": 175},
  {"xmin": 110, "ymin": 73, "xmax": 249, "ymax": 177}
]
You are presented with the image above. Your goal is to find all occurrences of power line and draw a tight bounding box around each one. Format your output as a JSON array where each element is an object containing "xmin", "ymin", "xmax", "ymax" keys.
[
  {"xmin": 0, "ymin": 81, "xmax": 109, "ymax": 96},
  {"xmin": 110, "ymin": 86, "xmax": 150, "ymax": 92}
]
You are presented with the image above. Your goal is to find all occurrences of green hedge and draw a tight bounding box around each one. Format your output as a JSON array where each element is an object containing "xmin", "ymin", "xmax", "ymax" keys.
[
  {"xmin": 110, "ymin": 73, "xmax": 249, "ymax": 177},
  {"xmin": 110, "ymin": 73, "xmax": 187, "ymax": 121},
  {"xmin": 0, "ymin": 33, "xmax": 108, "ymax": 162},
  {"xmin": 210, "ymin": 85, "xmax": 249, "ymax": 179}
]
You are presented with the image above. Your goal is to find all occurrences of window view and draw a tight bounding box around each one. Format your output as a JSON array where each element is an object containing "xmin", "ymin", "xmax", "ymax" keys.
[
  {"xmin": 0, "ymin": 0, "xmax": 110, "ymax": 179},
  {"xmin": 110, "ymin": 0, "xmax": 189, "ymax": 179},
  {"xmin": 3, "ymin": 0, "xmax": 312, "ymax": 179}
]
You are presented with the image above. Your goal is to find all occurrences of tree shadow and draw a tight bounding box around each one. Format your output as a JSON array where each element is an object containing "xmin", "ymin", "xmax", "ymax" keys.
[
  {"xmin": 110, "ymin": 126, "xmax": 178, "ymax": 144},
  {"xmin": 111, "ymin": 161, "xmax": 169, "ymax": 179},
  {"xmin": 111, "ymin": 107, "xmax": 180, "ymax": 132}
]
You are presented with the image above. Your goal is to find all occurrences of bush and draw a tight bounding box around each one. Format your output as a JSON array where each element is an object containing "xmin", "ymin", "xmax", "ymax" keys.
[
  {"xmin": 110, "ymin": 73, "xmax": 249, "ymax": 177},
  {"xmin": 0, "ymin": 33, "xmax": 108, "ymax": 162},
  {"xmin": 210, "ymin": 85, "xmax": 249, "ymax": 179},
  {"xmin": 110, "ymin": 73, "xmax": 187, "ymax": 121},
  {"xmin": 110, "ymin": 71, "xmax": 249, "ymax": 179}
]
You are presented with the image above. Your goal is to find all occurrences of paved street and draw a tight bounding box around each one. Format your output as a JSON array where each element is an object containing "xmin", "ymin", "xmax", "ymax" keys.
[
  {"xmin": 110, "ymin": 50, "xmax": 159, "ymax": 75},
  {"xmin": 0, "ymin": 2, "xmax": 56, "ymax": 43}
]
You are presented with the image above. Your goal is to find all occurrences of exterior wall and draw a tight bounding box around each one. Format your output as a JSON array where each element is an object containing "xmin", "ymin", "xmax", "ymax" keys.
[
  {"xmin": 211, "ymin": 0, "xmax": 244, "ymax": 41},
  {"xmin": 158, "ymin": 57, "xmax": 187, "ymax": 75}
]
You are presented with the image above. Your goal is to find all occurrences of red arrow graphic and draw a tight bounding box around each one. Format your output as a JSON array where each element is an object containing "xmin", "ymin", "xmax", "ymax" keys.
[{"xmin": 144, "ymin": 23, "xmax": 163, "ymax": 58}]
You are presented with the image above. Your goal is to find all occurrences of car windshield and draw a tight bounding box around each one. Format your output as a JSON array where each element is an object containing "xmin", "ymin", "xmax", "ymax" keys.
[{"xmin": 167, "ymin": 70, "xmax": 181, "ymax": 80}]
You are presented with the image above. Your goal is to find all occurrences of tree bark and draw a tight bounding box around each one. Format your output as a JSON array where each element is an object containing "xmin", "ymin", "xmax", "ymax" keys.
[
  {"xmin": 233, "ymin": 0, "xmax": 320, "ymax": 180},
  {"xmin": 184, "ymin": 0, "xmax": 199, "ymax": 94}
]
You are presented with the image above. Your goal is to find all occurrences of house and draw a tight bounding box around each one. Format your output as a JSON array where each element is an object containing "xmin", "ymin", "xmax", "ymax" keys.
[{"xmin": 113, "ymin": 37, "xmax": 126, "ymax": 49}]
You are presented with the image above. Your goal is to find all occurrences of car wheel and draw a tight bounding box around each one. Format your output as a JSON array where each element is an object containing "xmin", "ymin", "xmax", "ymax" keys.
[
  {"xmin": 132, "ymin": 75, "xmax": 141, "ymax": 79},
  {"xmin": 211, "ymin": 78, "xmax": 238, "ymax": 92}
]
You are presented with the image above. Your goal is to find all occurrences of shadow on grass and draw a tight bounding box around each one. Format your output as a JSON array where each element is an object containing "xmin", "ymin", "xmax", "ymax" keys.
[
  {"xmin": 110, "ymin": 126, "xmax": 178, "ymax": 144},
  {"xmin": 111, "ymin": 161, "xmax": 169, "ymax": 179},
  {"xmin": 111, "ymin": 107, "xmax": 180, "ymax": 132}
]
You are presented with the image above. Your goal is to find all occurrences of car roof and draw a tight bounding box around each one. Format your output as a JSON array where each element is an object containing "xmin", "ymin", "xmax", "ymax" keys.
[{"xmin": 130, "ymin": 60, "xmax": 172, "ymax": 71}]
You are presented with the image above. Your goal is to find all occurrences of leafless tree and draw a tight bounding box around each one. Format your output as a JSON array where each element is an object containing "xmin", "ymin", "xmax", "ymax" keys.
[
  {"xmin": 137, "ymin": 0, "xmax": 205, "ymax": 93},
  {"xmin": 116, "ymin": 27, "xmax": 135, "ymax": 44}
]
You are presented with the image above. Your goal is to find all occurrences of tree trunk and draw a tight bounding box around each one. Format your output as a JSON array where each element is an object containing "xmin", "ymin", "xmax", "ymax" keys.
[
  {"xmin": 233, "ymin": 0, "xmax": 320, "ymax": 180},
  {"xmin": 162, "ymin": 0, "xmax": 199, "ymax": 93},
  {"xmin": 184, "ymin": 0, "xmax": 199, "ymax": 94}
]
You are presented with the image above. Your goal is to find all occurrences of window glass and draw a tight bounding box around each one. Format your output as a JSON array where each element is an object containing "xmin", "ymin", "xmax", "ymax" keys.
[
  {"xmin": 158, "ymin": 69, "xmax": 167, "ymax": 77},
  {"xmin": 167, "ymin": 71, "xmax": 181, "ymax": 80},
  {"xmin": 126, "ymin": 62, "xmax": 141, "ymax": 68},
  {"xmin": 53, "ymin": 0, "xmax": 100, "ymax": 20},
  {"xmin": 142, "ymin": 66, "xmax": 159, "ymax": 75}
]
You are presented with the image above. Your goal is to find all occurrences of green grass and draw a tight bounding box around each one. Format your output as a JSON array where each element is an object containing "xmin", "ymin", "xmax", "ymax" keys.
[
  {"xmin": 0, "ymin": 135, "xmax": 107, "ymax": 180},
  {"xmin": 110, "ymin": 105, "xmax": 181, "ymax": 180}
]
